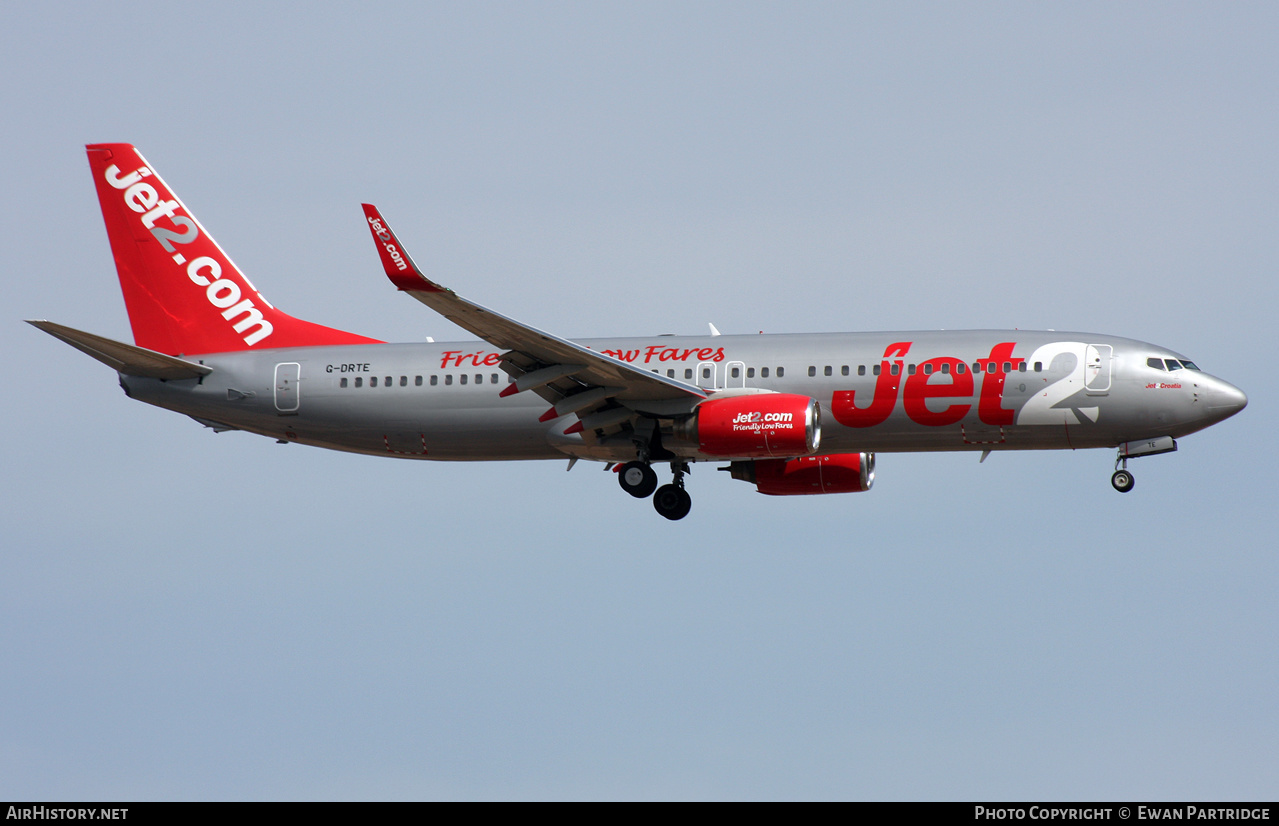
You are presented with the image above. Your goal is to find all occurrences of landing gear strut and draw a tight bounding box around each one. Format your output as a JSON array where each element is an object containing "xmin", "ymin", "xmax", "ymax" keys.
[
  {"xmin": 1109, "ymin": 437, "xmax": 1176, "ymax": 493},
  {"xmin": 1111, "ymin": 454, "xmax": 1134, "ymax": 493},
  {"xmin": 653, "ymin": 461, "xmax": 692, "ymax": 521}
]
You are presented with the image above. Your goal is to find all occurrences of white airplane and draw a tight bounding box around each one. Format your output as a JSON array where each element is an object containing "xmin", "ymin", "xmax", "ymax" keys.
[{"xmin": 31, "ymin": 144, "xmax": 1248, "ymax": 520}]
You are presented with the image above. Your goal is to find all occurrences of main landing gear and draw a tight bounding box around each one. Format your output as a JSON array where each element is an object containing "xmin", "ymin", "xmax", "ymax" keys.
[
  {"xmin": 616, "ymin": 460, "xmax": 693, "ymax": 520},
  {"xmin": 617, "ymin": 461, "xmax": 658, "ymax": 498},
  {"xmin": 653, "ymin": 463, "xmax": 692, "ymax": 521}
]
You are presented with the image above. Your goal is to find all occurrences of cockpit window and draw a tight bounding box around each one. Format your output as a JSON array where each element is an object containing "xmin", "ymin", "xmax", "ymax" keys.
[
  {"xmin": 1165, "ymin": 359, "xmax": 1182, "ymax": 371},
  {"xmin": 1182, "ymin": 360, "xmax": 1200, "ymax": 371},
  {"xmin": 1147, "ymin": 357, "xmax": 1165, "ymax": 370}
]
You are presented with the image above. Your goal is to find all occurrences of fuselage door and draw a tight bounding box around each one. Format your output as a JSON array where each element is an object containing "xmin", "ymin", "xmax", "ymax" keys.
[
  {"xmin": 697, "ymin": 361, "xmax": 718, "ymax": 391},
  {"xmin": 1085, "ymin": 344, "xmax": 1112, "ymax": 394},
  {"xmin": 274, "ymin": 362, "xmax": 301, "ymax": 413},
  {"xmin": 725, "ymin": 361, "xmax": 746, "ymax": 389}
]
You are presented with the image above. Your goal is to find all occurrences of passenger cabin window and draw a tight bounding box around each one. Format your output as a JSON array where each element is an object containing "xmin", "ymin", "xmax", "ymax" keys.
[
  {"xmin": 761, "ymin": 367, "xmax": 770, "ymax": 378},
  {"xmin": 777, "ymin": 367, "xmax": 785, "ymax": 378},
  {"xmin": 908, "ymin": 364, "xmax": 917, "ymax": 376},
  {"xmin": 1034, "ymin": 362, "xmax": 1042, "ymax": 372},
  {"xmin": 340, "ymin": 377, "xmax": 348, "ymax": 388},
  {"xmin": 858, "ymin": 365, "xmax": 866, "ymax": 376},
  {"xmin": 400, "ymin": 376, "xmax": 407, "ymax": 387},
  {"xmin": 355, "ymin": 377, "xmax": 363, "ymax": 388},
  {"xmin": 940, "ymin": 363, "xmax": 950, "ymax": 374},
  {"xmin": 923, "ymin": 364, "xmax": 933, "ymax": 375},
  {"xmin": 667, "ymin": 369, "xmax": 675, "ymax": 378},
  {"xmin": 685, "ymin": 369, "xmax": 693, "ymax": 379},
  {"xmin": 415, "ymin": 376, "xmax": 423, "ymax": 386},
  {"xmin": 370, "ymin": 377, "xmax": 378, "ymax": 387},
  {"xmin": 731, "ymin": 366, "xmax": 741, "ymax": 379},
  {"xmin": 824, "ymin": 366, "xmax": 832, "ymax": 377},
  {"xmin": 808, "ymin": 366, "xmax": 817, "ymax": 377},
  {"xmin": 430, "ymin": 375, "xmax": 438, "ymax": 386},
  {"xmin": 385, "ymin": 376, "xmax": 391, "ymax": 386},
  {"xmin": 475, "ymin": 374, "xmax": 483, "ymax": 385},
  {"xmin": 841, "ymin": 365, "xmax": 849, "ymax": 376},
  {"xmin": 747, "ymin": 367, "xmax": 755, "ymax": 378},
  {"xmin": 444, "ymin": 375, "xmax": 452, "ymax": 386}
]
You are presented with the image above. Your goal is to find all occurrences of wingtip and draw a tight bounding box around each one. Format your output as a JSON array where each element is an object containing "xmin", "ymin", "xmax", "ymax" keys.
[{"xmin": 361, "ymin": 205, "xmax": 448, "ymax": 294}]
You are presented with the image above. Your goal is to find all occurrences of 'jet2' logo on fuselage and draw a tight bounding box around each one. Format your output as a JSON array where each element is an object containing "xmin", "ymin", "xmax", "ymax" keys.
[{"xmin": 831, "ymin": 341, "xmax": 1026, "ymax": 428}]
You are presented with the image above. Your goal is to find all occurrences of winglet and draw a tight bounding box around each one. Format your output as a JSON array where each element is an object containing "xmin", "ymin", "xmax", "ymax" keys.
[{"xmin": 361, "ymin": 204, "xmax": 445, "ymax": 293}]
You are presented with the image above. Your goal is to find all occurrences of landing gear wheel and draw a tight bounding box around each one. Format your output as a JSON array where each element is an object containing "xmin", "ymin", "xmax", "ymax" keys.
[
  {"xmin": 1111, "ymin": 469, "xmax": 1135, "ymax": 493},
  {"xmin": 618, "ymin": 461, "xmax": 658, "ymax": 498},
  {"xmin": 653, "ymin": 484, "xmax": 692, "ymax": 521}
]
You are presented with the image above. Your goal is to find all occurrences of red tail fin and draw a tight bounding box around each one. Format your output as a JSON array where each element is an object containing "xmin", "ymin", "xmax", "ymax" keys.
[{"xmin": 86, "ymin": 144, "xmax": 381, "ymax": 355}]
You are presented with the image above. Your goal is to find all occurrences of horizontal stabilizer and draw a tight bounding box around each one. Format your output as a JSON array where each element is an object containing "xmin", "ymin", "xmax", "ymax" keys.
[{"xmin": 27, "ymin": 320, "xmax": 213, "ymax": 380}]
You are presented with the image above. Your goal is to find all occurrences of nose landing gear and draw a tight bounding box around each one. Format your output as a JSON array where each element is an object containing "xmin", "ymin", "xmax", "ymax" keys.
[
  {"xmin": 1109, "ymin": 437, "xmax": 1177, "ymax": 493},
  {"xmin": 1112, "ymin": 449, "xmax": 1136, "ymax": 492}
]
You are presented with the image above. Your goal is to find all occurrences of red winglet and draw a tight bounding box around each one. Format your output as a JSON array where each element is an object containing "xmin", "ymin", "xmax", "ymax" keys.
[
  {"xmin": 563, "ymin": 421, "xmax": 584, "ymax": 435},
  {"xmin": 361, "ymin": 204, "xmax": 444, "ymax": 293},
  {"xmin": 498, "ymin": 382, "xmax": 520, "ymax": 398},
  {"xmin": 538, "ymin": 407, "xmax": 560, "ymax": 423}
]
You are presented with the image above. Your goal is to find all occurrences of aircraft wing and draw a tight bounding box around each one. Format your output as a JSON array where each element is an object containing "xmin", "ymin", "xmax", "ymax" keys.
[{"xmin": 361, "ymin": 205, "xmax": 707, "ymax": 428}]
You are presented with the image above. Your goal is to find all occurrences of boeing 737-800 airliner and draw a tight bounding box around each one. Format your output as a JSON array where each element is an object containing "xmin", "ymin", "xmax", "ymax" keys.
[{"xmin": 30, "ymin": 144, "xmax": 1248, "ymax": 520}]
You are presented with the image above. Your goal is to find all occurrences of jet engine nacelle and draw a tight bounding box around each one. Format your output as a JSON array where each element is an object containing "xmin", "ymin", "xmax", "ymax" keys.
[
  {"xmin": 726, "ymin": 452, "xmax": 876, "ymax": 495},
  {"xmin": 675, "ymin": 393, "xmax": 821, "ymax": 458}
]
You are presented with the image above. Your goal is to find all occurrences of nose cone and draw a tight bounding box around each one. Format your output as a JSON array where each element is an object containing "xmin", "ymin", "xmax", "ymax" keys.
[{"xmin": 1206, "ymin": 377, "xmax": 1248, "ymax": 422}]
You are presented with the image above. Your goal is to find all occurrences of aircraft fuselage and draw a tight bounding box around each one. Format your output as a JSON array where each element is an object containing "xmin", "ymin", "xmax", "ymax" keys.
[{"xmin": 122, "ymin": 329, "xmax": 1246, "ymax": 464}]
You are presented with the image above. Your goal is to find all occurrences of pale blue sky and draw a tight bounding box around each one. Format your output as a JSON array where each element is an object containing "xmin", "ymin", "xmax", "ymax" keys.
[{"xmin": 2, "ymin": 1, "xmax": 1276, "ymax": 800}]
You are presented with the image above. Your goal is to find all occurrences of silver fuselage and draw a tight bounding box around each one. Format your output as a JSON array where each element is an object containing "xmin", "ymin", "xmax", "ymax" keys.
[{"xmin": 122, "ymin": 330, "xmax": 1247, "ymax": 464}]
